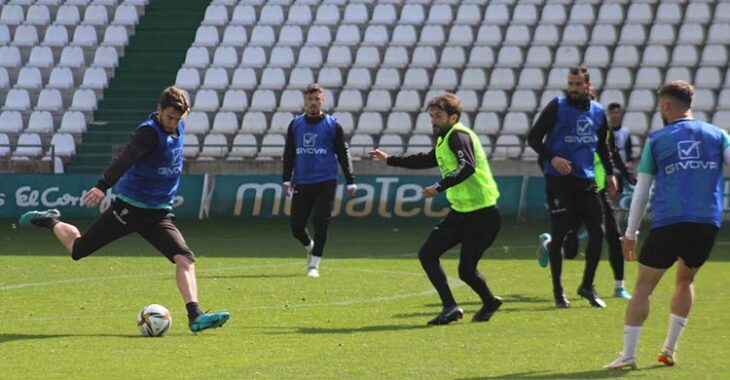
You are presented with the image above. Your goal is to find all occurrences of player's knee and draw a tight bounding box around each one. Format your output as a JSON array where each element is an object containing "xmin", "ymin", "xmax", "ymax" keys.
[
  {"xmin": 418, "ymin": 249, "xmax": 437, "ymax": 264},
  {"xmin": 457, "ymin": 267, "xmax": 478, "ymax": 283}
]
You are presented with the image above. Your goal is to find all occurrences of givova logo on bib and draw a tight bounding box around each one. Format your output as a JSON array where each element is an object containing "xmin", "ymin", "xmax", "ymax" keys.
[
  {"xmin": 158, "ymin": 147, "xmax": 184, "ymax": 176},
  {"xmin": 665, "ymin": 140, "xmax": 718, "ymax": 175},
  {"xmin": 296, "ymin": 133, "xmax": 327, "ymax": 155},
  {"xmin": 564, "ymin": 117, "xmax": 597, "ymax": 144}
]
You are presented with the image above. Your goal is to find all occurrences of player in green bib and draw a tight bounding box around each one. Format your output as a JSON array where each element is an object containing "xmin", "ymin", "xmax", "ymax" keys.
[{"xmin": 370, "ymin": 93, "xmax": 502, "ymax": 325}]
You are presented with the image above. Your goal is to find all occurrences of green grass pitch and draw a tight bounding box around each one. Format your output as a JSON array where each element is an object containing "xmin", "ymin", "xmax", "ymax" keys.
[{"xmin": 1, "ymin": 218, "xmax": 728, "ymax": 379}]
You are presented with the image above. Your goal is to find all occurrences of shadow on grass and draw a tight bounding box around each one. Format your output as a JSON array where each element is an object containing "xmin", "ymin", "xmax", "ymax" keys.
[
  {"xmin": 265, "ymin": 324, "xmax": 432, "ymax": 335},
  {"xmin": 0, "ymin": 333, "xmax": 141, "ymax": 344},
  {"xmin": 422, "ymin": 294, "xmax": 551, "ymax": 308},
  {"xmin": 197, "ymin": 273, "xmax": 301, "ymax": 280},
  {"xmin": 459, "ymin": 365, "xmax": 668, "ymax": 379}
]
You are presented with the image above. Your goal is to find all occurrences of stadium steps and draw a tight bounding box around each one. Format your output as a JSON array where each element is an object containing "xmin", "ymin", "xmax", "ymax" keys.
[{"xmin": 69, "ymin": 0, "xmax": 209, "ymax": 173}]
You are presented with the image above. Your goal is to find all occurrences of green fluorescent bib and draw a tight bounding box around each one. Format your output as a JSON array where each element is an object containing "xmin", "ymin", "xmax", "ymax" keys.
[{"xmin": 435, "ymin": 123, "xmax": 500, "ymax": 212}]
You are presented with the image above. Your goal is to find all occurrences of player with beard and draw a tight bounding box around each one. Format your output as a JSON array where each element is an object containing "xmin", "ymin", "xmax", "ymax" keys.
[
  {"xmin": 369, "ymin": 93, "xmax": 502, "ymax": 325},
  {"xmin": 528, "ymin": 65, "xmax": 617, "ymax": 309}
]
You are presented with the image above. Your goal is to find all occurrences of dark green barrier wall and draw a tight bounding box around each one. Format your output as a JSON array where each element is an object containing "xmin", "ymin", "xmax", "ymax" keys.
[{"xmin": 10, "ymin": 174, "xmax": 721, "ymax": 222}]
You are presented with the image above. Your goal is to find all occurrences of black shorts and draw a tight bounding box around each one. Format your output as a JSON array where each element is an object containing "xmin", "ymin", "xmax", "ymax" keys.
[
  {"xmin": 639, "ymin": 223, "xmax": 718, "ymax": 269},
  {"xmin": 72, "ymin": 199, "xmax": 195, "ymax": 263}
]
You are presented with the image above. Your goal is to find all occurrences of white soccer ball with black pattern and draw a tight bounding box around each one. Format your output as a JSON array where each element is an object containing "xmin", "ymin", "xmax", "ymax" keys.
[{"xmin": 137, "ymin": 304, "xmax": 172, "ymax": 337}]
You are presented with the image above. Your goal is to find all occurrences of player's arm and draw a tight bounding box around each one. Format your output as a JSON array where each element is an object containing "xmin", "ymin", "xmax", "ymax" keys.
[
  {"xmin": 527, "ymin": 99, "xmax": 558, "ymax": 161},
  {"xmin": 96, "ymin": 127, "xmax": 158, "ymax": 192},
  {"xmin": 623, "ymin": 138, "xmax": 656, "ymax": 260},
  {"xmin": 381, "ymin": 149, "xmax": 438, "ymax": 169},
  {"xmin": 596, "ymin": 115, "xmax": 615, "ymax": 175},
  {"xmin": 721, "ymin": 130, "xmax": 730, "ymax": 166},
  {"xmin": 608, "ymin": 129, "xmax": 633, "ymax": 184},
  {"xmin": 333, "ymin": 123, "xmax": 354, "ymax": 185},
  {"xmin": 281, "ymin": 121, "xmax": 296, "ymax": 183},
  {"xmin": 625, "ymin": 133, "xmax": 634, "ymax": 163},
  {"xmin": 436, "ymin": 130, "xmax": 477, "ymax": 192}
]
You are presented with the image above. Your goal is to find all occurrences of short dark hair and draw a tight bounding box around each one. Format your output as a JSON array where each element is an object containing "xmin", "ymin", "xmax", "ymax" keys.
[
  {"xmin": 427, "ymin": 93, "xmax": 463, "ymax": 120},
  {"xmin": 658, "ymin": 80, "xmax": 694, "ymax": 109},
  {"xmin": 304, "ymin": 83, "xmax": 324, "ymax": 94},
  {"xmin": 159, "ymin": 86, "xmax": 189, "ymax": 114},
  {"xmin": 607, "ymin": 102, "xmax": 622, "ymax": 111},
  {"xmin": 568, "ymin": 65, "xmax": 590, "ymax": 82}
]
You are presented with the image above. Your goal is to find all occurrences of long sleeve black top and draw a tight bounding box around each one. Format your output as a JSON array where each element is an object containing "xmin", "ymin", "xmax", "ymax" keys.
[
  {"xmin": 386, "ymin": 127, "xmax": 478, "ymax": 191},
  {"xmin": 95, "ymin": 123, "xmax": 159, "ymax": 192}
]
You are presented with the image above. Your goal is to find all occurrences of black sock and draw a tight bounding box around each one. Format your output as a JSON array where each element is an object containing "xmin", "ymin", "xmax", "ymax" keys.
[{"xmin": 186, "ymin": 302, "xmax": 203, "ymax": 322}]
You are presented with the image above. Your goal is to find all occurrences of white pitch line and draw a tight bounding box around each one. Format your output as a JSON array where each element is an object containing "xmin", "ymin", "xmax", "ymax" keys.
[
  {"xmin": 6, "ymin": 266, "xmax": 466, "ymax": 322},
  {"xmin": 0, "ymin": 253, "xmax": 425, "ymax": 291},
  {"xmin": 0, "ymin": 262, "xmax": 302, "ymax": 291}
]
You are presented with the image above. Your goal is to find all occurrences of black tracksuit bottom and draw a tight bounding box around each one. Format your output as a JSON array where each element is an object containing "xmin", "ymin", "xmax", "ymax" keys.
[
  {"xmin": 545, "ymin": 175, "xmax": 605, "ymax": 296},
  {"xmin": 563, "ymin": 188, "xmax": 624, "ymax": 281},
  {"xmin": 290, "ymin": 180, "xmax": 337, "ymax": 257},
  {"xmin": 418, "ymin": 206, "xmax": 501, "ymax": 308}
]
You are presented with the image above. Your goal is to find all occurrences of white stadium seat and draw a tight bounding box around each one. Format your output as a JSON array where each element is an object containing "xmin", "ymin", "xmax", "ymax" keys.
[
  {"xmin": 229, "ymin": 134, "xmax": 258, "ymax": 159},
  {"xmin": 48, "ymin": 67, "xmax": 75, "ymax": 89},
  {"xmin": 13, "ymin": 133, "xmax": 43, "ymax": 159},
  {"xmin": 0, "ymin": 111, "xmax": 23, "ymax": 133},
  {"xmin": 357, "ymin": 112, "xmax": 383, "ymax": 135},
  {"xmin": 258, "ymin": 134, "xmax": 285, "ymax": 158},
  {"xmin": 185, "ymin": 112, "xmax": 210, "ymax": 135},
  {"xmin": 406, "ymin": 135, "xmax": 432, "ymax": 155},
  {"xmin": 49, "ymin": 133, "xmax": 76, "ymax": 157},
  {"xmin": 199, "ymin": 133, "xmax": 228, "ymax": 159},
  {"xmin": 211, "ymin": 112, "xmax": 239, "ymax": 134},
  {"xmin": 183, "ymin": 134, "xmax": 199, "ymax": 158},
  {"xmin": 59, "ymin": 111, "xmax": 86, "ymax": 133},
  {"xmin": 377, "ymin": 134, "xmax": 404, "ymax": 156}
]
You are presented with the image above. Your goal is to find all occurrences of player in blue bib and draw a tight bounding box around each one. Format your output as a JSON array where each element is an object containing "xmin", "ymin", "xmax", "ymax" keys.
[
  {"xmin": 528, "ymin": 65, "xmax": 618, "ymax": 309},
  {"xmin": 282, "ymin": 84, "xmax": 356, "ymax": 278},
  {"xmin": 606, "ymin": 81, "xmax": 730, "ymax": 369},
  {"xmin": 19, "ymin": 87, "xmax": 230, "ymax": 333}
]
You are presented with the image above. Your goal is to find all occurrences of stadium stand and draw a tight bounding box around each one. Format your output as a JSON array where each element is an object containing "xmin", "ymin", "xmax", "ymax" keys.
[{"xmin": 1, "ymin": 1, "xmax": 729, "ymax": 170}]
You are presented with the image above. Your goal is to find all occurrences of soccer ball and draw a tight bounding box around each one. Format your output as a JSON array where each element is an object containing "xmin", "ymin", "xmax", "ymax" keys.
[{"xmin": 137, "ymin": 304, "xmax": 172, "ymax": 337}]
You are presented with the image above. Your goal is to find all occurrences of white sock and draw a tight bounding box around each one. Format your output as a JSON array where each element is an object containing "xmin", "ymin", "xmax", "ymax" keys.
[
  {"xmin": 305, "ymin": 240, "xmax": 314, "ymax": 253},
  {"xmin": 623, "ymin": 325, "xmax": 642, "ymax": 359},
  {"xmin": 615, "ymin": 280, "xmax": 625, "ymax": 289},
  {"xmin": 308, "ymin": 255, "xmax": 321, "ymax": 269},
  {"xmin": 662, "ymin": 314, "xmax": 688, "ymax": 355}
]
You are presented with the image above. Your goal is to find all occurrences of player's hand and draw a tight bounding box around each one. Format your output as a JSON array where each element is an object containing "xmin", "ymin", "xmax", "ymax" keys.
[
  {"xmin": 621, "ymin": 235, "xmax": 637, "ymax": 261},
  {"xmin": 367, "ymin": 149, "xmax": 389, "ymax": 162},
  {"xmin": 422, "ymin": 185, "xmax": 439, "ymax": 198},
  {"xmin": 550, "ymin": 156, "xmax": 572, "ymax": 175},
  {"xmin": 346, "ymin": 184, "xmax": 357, "ymax": 197},
  {"xmin": 83, "ymin": 187, "xmax": 105, "ymax": 208},
  {"xmin": 607, "ymin": 175, "xmax": 618, "ymax": 198},
  {"xmin": 282, "ymin": 182, "xmax": 292, "ymax": 197}
]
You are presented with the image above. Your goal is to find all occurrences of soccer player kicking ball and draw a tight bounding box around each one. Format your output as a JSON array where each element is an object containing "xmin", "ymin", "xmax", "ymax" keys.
[
  {"xmin": 605, "ymin": 81, "xmax": 730, "ymax": 369},
  {"xmin": 19, "ymin": 87, "xmax": 230, "ymax": 333},
  {"xmin": 369, "ymin": 93, "xmax": 502, "ymax": 325}
]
